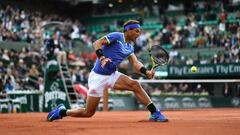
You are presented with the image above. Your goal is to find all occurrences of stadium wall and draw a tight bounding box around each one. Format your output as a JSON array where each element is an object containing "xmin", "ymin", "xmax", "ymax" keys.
[{"xmin": 1, "ymin": 91, "xmax": 240, "ymax": 113}]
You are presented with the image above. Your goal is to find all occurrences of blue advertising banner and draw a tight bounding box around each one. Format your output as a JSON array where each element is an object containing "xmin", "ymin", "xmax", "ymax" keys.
[{"xmin": 168, "ymin": 63, "xmax": 240, "ymax": 78}]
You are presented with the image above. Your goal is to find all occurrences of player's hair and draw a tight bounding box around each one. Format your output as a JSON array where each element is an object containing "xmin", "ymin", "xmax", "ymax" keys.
[{"xmin": 123, "ymin": 20, "xmax": 140, "ymax": 32}]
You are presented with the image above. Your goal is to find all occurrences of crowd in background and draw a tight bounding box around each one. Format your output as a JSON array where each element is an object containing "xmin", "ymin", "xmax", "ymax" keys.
[
  {"xmin": 0, "ymin": 4, "xmax": 93, "ymax": 47},
  {"xmin": 0, "ymin": 2, "xmax": 240, "ymax": 97},
  {"xmin": 1, "ymin": 3, "xmax": 240, "ymax": 65},
  {"xmin": 0, "ymin": 46, "xmax": 96, "ymax": 99},
  {"xmin": 157, "ymin": 10, "xmax": 240, "ymax": 65},
  {"xmin": 0, "ymin": 47, "xmax": 44, "ymax": 94}
]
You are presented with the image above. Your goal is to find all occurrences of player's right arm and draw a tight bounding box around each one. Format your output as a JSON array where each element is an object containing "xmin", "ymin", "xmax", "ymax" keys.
[
  {"xmin": 93, "ymin": 36, "xmax": 111, "ymax": 67},
  {"xmin": 128, "ymin": 53, "xmax": 155, "ymax": 79}
]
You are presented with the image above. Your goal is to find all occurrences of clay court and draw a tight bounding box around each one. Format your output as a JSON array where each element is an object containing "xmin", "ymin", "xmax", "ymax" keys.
[{"xmin": 1, "ymin": 108, "xmax": 240, "ymax": 135}]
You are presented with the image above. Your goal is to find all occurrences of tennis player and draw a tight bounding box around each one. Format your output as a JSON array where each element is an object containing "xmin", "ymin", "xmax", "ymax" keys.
[{"xmin": 47, "ymin": 20, "xmax": 168, "ymax": 122}]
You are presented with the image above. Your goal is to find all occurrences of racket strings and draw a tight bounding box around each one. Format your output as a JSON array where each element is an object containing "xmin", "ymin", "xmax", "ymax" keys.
[
  {"xmin": 152, "ymin": 48, "xmax": 169, "ymax": 65},
  {"xmin": 154, "ymin": 57, "xmax": 166, "ymax": 64}
]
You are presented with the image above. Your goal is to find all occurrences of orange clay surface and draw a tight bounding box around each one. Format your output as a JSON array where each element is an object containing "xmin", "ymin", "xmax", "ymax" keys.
[{"xmin": 0, "ymin": 108, "xmax": 240, "ymax": 135}]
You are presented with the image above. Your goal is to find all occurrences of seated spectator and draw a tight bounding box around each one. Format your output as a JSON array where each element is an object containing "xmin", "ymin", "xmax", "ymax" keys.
[
  {"xmin": 0, "ymin": 85, "xmax": 7, "ymax": 98},
  {"xmin": 45, "ymin": 38, "xmax": 66, "ymax": 64},
  {"xmin": 219, "ymin": 9, "xmax": 227, "ymax": 22},
  {"xmin": 179, "ymin": 83, "xmax": 189, "ymax": 93},
  {"xmin": 194, "ymin": 32, "xmax": 206, "ymax": 47},
  {"xmin": 195, "ymin": 84, "xmax": 206, "ymax": 93},
  {"xmin": 211, "ymin": 54, "xmax": 219, "ymax": 64},
  {"xmin": 68, "ymin": 51, "xmax": 76, "ymax": 61},
  {"xmin": 29, "ymin": 64, "xmax": 40, "ymax": 78},
  {"xmin": 2, "ymin": 50, "xmax": 10, "ymax": 62},
  {"xmin": 4, "ymin": 77, "xmax": 14, "ymax": 92},
  {"xmin": 0, "ymin": 78, "xmax": 5, "ymax": 94},
  {"xmin": 44, "ymin": 38, "xmax": 55, "ymax": 57},
  {"xmin": 17, "ymin": 59, "xmax": 28, "ymax": 76},
  {"xmin": 0, "ymin": 61, "xmax": 6, "ymax": 76}
]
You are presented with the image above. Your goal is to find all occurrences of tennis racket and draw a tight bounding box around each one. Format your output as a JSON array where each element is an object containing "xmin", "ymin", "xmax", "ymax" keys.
[{"xmin": 148, "ymin": 44, "xmax": 169, "ymax": 70}]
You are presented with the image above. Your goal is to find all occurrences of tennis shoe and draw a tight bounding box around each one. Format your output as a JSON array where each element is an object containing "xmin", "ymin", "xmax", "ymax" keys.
[
  {"xmin": 149, "ymin": 109, "xmax": 168, "ymax": 122},
  {"xmin": 47, "ymin": 104, "xmax": 66, "ymax": 122}
]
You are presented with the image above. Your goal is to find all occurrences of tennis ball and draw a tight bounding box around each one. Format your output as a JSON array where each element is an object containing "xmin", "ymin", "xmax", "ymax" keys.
[{"xmin": 191, "ymin": 66, "xmax": 197, "ymax": 73}]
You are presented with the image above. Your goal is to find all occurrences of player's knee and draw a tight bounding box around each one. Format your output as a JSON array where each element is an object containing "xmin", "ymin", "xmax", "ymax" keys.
[{"xmin": 130, "ymin": 80, "xmax": 141, "ymax": 91}]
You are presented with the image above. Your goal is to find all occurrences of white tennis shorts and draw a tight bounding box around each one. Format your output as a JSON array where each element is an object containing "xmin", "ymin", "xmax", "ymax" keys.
[{"xmin": 88, "ymin": 71, "xmax": 121, "ymax": 97}]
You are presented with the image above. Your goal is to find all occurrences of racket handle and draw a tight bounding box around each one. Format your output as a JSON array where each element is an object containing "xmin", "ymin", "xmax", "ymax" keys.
[{"xmin": 150, "ymin": 68, "xmax": 156, "ymax": 79}]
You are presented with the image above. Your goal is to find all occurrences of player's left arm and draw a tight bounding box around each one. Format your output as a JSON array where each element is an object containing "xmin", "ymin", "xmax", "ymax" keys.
[{"xmin": 128, "ymin": 54, "xmax": 155, "ymax": 79}]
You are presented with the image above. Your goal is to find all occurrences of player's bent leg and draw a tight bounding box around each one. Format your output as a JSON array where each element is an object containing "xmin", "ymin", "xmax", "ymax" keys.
[
  {"xmin": 47, "ymin": 96, "xmax": 100, "ymax": 121},
  {"xmin": 67, "ymin": 95, "xmax": 100, "ymax": 118},
  {"xmin": 113, "ymin": 74, "xmax": 168, "ymax": 122},
  {"xmin": 113, "ymin": 74, "xmax": 151, "ymax": 106}
]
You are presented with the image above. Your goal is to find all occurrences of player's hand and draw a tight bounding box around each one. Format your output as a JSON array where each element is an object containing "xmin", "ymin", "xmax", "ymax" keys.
[
  {"xmin": 100, "ymin": 56, "xmax": 112, "ymax": 68},
  {"xmin": 146, "ymin": 69, "xmax": 155, "ymax": 79}
]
